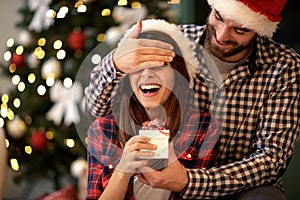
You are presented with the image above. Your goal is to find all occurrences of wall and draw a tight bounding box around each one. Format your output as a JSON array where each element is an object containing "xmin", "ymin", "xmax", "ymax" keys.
[
  {"xmin": 0, "ymin": 1, "xmax": 23, "ymax": 199},
  {"xmin": 283, "ymin": 143, "xmax": 300, "ymax": 200},
  {"xmin": 0, "ymin": 0, "xmax": 23, "ymax": 95},
  {"xmin": 0, "ymin": 0, "xmax": 23, "ymax": 64}
]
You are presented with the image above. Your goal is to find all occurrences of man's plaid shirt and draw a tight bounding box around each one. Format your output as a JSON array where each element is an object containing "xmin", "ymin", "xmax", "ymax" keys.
[
  {"xmin": 85, "ymin": 24, "xmax": 300, "ymax": 199},
  {"xmin": 86, "ymin": 110, "xmax": 218, "ymax": 199}
]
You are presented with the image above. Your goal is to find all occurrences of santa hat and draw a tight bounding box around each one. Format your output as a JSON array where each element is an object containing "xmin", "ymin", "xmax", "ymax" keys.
[
  {"xmin": 118, "ymin": 19, "xmax": 198, "ymax": 85},
  {"xmin": 207, "ymin": 0, "xmax": 288, "ymax": 38}
]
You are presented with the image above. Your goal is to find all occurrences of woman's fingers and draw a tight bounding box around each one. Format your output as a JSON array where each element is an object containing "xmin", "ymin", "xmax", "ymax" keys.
[
  {"xmin": 125, "ymin": 135, "xmax": 150, "ymax": 145},
  {"xmin": 124, "ymin": 135, "xmax": 157, "ymax": 153}
]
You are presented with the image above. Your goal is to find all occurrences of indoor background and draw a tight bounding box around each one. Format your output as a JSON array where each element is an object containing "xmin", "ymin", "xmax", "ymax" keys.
[{"xmin": 0, "ymin": 0, "xmax": 299, "ymax": 199}]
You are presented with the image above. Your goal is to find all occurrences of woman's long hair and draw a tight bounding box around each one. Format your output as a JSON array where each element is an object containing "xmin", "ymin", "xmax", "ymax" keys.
[{"xmin": 112, "ymin": 31, "xmax": 195, "ymax": 147}]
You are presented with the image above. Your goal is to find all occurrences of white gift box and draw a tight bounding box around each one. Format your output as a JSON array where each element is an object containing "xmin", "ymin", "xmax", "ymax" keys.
[{"xmin": 139, "ymin": 129, "xmax": 170, "ymax": 159}]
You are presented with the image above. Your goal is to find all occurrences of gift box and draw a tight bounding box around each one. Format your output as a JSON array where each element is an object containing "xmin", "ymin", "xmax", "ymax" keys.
[{"xmin": 139, "ymin": 129, "xmax": 170, "ymax": 159}]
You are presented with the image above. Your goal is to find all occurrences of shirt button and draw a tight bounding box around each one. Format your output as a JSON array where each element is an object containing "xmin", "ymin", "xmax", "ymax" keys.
[
  {"xmin": 108, "ymin": 164, "xmax": 113, "ymax": 169},
  {"xmin": 187, "ymin": 154, "xmax": 192, "ymax": 158}
]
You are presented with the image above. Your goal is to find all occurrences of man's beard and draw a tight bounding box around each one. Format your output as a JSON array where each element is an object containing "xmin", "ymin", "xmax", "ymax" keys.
[{"xmin": 204, "ymin": 23, "xmax": 255, "ymax": 60}]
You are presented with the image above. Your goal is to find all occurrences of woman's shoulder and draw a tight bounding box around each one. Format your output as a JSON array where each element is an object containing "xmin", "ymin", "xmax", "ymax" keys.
[
  {"xmin": 90, "ymin": 115, "xmax": 116, "ymax": 135},
  {"xmin": 95, "ymin": 115, "xmax": 115, "ymax": 124}
]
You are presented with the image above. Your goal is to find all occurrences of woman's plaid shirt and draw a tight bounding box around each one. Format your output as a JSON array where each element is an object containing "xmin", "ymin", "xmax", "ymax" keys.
[
  {"xmin": 86, "ymin": 110, "xmax": 218, "ymax": 199},
  {"xmin": 85, "ymin": 24, "xmax": 300, "ymax": 199}
]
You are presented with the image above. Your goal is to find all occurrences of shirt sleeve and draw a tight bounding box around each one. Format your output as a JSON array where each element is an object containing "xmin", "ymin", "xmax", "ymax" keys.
[
  {"xmin": 86, "ymin": 117, "xmax": 123, "ymax": 199},
  {"xmin": 86, "ymin": 121, "xmax": 104, "ymax": 199},
  {"xmin": 85, "ymin": 50, "xmax": 125, "ymax": 117}
]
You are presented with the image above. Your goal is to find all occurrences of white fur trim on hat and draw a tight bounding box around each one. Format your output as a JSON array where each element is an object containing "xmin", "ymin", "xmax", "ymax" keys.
[
  {"xmin": 118, "ymin": 19, "xmax": 198, "ymax": 85},
  {"xmin": 207, "ymin": 0, "xmax": 279, "ymax": 37}
]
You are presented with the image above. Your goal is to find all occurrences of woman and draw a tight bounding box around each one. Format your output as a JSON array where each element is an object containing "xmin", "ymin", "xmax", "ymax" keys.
[{"xmin": 86, "ymin": 19, "xmax": 219, "ymax": 200}]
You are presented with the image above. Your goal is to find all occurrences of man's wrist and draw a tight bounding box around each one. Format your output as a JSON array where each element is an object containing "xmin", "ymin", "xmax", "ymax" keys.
[
  {"xmin": 111, "ymin": 49, "xmax": 124, "ymax": 73},
  {"xmin": 180, "ymin": 170, "xmax": 190, "ymax": 195}
]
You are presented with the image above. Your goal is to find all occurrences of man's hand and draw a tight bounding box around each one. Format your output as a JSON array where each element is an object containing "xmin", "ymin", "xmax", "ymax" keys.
[
  {"xmin": 113, "ymin": 20, "xmax": 175, "ymax": 73},
  {"xmin": 137, "ymin": 142, "xmax": 189, "ymax": 192}
]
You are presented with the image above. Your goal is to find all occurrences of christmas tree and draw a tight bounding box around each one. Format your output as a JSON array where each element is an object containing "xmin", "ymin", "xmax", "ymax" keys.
[{"xmin": 0, "ymin": 0, "xmax": 180, "ymax": 198}]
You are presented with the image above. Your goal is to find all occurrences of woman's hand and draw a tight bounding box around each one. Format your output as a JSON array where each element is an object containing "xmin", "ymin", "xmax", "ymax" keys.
[
  {"xmin": 100, "ymin": 135, "xmax": 156, "ymax": 200},
  {"xmin": 116, "ymin": 135, "xmax": 157, "ymax": 176}
]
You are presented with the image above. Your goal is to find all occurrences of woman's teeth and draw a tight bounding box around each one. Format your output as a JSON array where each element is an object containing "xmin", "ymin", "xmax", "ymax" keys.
[{"xmin": 140, "ymin": 84, "xmax": 160, "ymax": 93}]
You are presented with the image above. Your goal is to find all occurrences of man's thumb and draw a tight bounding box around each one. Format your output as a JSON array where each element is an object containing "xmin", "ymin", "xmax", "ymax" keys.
[{"xmin": 129, "ymin": 19, "xmax": 142, "ymax": 39}]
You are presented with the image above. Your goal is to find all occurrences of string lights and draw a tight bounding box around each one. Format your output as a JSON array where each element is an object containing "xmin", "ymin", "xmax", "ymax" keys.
[{"xmin": 1, "ymin": 0, "xmax": 179, "ymax": 182}]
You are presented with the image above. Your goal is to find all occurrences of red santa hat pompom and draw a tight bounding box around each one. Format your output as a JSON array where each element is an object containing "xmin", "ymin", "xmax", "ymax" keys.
[{"xmin": 207, "ymin": 0, "xmax": 288, "ymax": 38}]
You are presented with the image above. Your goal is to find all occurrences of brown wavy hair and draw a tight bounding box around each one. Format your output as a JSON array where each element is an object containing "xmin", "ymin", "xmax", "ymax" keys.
[{"xmin": 112, "ymin": 31, "xmax": 195, "ymax": 146}]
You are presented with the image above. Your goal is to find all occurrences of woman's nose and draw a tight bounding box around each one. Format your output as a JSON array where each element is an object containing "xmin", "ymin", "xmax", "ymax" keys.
[{"xmin": 141, "ymin": 68, "xmax": 154, "ymax": 78}]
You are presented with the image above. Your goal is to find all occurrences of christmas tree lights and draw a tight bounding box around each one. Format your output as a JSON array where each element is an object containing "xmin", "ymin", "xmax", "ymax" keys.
[{"xmin": 1, "ymin": 0, "xmax": 179, "ymax": 196}]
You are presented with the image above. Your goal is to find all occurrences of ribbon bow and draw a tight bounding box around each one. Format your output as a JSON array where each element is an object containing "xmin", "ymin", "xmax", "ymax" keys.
[
  {"xmin": 46, "ymin": 80, "xmax": 83, "ymax": 126},
  {"xmin": 142, "ymin": 118, "xmax": 167, "ymax": 130}
]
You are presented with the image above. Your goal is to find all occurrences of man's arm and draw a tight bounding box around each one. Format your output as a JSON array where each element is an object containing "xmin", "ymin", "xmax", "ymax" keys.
[{"xmin": 85, "ymin": 51, "xmax": 122, "ymax": 117}]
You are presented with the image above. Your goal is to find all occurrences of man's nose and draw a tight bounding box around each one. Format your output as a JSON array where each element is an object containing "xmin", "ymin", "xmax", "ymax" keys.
[{"xmin": 215, "ymin": 24, "xmax": 231, "ymax": 42}]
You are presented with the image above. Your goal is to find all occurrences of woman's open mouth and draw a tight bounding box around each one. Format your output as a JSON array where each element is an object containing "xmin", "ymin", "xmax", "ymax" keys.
[{"xmin": 140, "ymin": 84, "xmax": 161, "ymax": 96}]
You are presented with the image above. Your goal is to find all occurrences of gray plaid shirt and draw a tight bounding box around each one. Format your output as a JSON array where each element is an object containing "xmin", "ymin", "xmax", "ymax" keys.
[{"xmin": 85, "ymin": 24, "xmax": 300, "ymax": 199}]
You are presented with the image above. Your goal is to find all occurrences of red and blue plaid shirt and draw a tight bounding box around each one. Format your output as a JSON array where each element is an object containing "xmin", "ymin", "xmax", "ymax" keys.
[{"xmin": 86, "ymin": 108, "xmax": 218, "ymax": 200}]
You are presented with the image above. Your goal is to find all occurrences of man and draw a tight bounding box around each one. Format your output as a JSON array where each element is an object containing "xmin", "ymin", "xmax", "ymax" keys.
[{"xmin": 85, "ymin": 0, "xmax": 300, "ymax": 199}]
